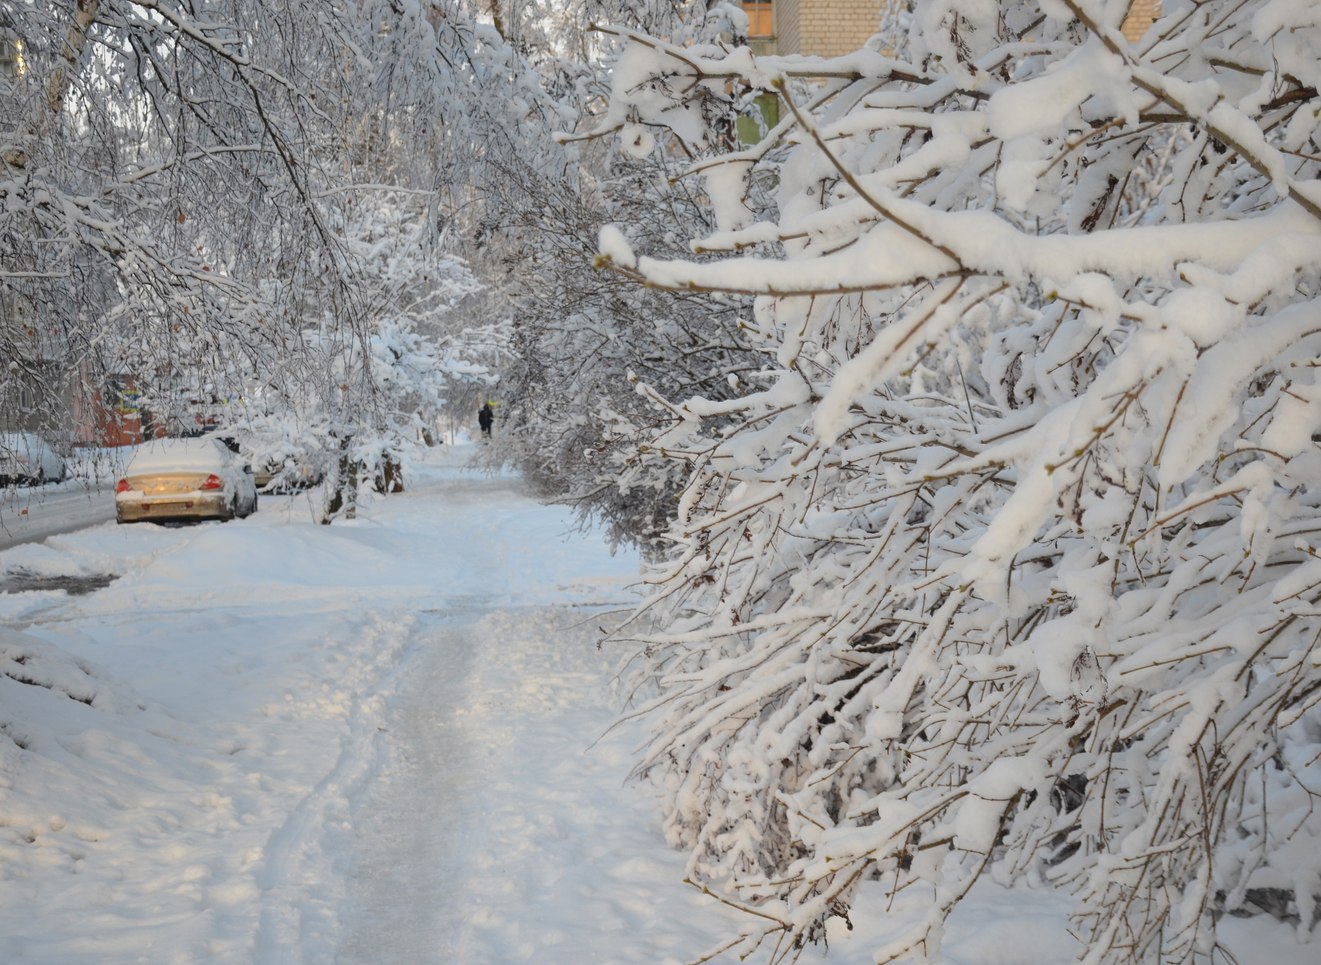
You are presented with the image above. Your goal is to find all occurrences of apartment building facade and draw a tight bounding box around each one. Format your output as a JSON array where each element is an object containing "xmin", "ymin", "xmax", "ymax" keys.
[{"xmin": 741, "ymin": 1, "xmax": 1164, "ymax": 56}]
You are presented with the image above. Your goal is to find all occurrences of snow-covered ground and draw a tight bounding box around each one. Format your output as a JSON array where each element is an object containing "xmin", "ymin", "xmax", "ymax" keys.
[{"xmin": 0, "ymin": 445, "xmax": 1310, "ymax": 963}]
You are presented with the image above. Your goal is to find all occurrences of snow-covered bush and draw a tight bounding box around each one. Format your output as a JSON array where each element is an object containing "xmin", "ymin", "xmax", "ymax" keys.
[
  {"xmin": 595, "ymin": 1, "xmax": 1321, "ymax": 961},
  {"xmin": 489, "ymin": 145, "xmax": 758, "ymax": 551}
]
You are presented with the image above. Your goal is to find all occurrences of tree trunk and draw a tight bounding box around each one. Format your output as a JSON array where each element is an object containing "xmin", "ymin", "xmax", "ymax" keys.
[
  {"xmin": 320, "ymin": 435, "xmax": 358, "ymax": 524},
  {"xmin": 48, "ymin": 0, "xmax": 102, "ymax": 115},
  {"xmin": 5, "ymin": 0, "xmax": 102, "ymax": 169}
]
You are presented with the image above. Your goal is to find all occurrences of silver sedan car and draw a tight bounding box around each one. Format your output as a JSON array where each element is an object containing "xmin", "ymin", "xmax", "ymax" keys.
[{"xmin": 115, "ymin": 436, "xmax": 258, "ymax": 524}]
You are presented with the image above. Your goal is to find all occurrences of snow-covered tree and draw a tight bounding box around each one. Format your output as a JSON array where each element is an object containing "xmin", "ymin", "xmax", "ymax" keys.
[
  {"xmin": 486, "ymin": 0, "xmax": 763, "ymax": 549},
  {"xmin": 1, "ymin": 0, "xmax": 537, "ymax": 511},
  {"xmin": 0, "ymin": 0, "xmax": 374, "ymax": 435},
  {"xmin": 593, "ymin": 1, "xmax": 1321, "ymax": 961},
  {"xmin": 299, "ymin": 194, "xmax": 484, "ymax": 519},
  {"xmin": 291, "ymin": 0, "xmax": 564, "ymax": 515}
]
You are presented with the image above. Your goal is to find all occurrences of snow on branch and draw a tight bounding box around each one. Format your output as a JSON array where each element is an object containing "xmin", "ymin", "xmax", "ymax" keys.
[{"xmin": 593, "ymin": 1, "xmax": 1321, "ymax": 962}]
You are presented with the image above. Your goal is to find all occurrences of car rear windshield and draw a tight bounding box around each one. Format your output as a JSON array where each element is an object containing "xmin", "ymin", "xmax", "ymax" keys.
[{"xmin": 127, "ymin": 440, "xmax": 227, "ymax": 472}]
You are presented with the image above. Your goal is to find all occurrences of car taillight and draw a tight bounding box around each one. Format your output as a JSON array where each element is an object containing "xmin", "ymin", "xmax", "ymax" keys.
[
  {"xmin": 200, "ymin": 474, "xmax": 223, "ymax": 490},
  {"xmin": 115, "ymin": 478, "xmax": 132, "ymax": 493}
]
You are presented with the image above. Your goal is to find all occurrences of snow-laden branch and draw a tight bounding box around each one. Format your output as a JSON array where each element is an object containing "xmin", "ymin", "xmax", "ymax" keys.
[{"xmin": 590, "ymin": 2, "xmax": 1321, "ymax": 962}]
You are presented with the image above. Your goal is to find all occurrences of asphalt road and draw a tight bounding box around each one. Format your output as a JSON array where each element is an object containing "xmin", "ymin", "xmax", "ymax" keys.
[{"xmin": 0, "ymin": 482, "xmax": 117, "ymax": 550}]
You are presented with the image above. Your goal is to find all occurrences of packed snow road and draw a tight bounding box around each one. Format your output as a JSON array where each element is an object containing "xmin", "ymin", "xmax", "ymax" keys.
[
  {"xmin": 0, "ymin": 445, "xmax": 731, "ymax": 964},
  {"xmin": 0, "ymin": 481, "xmax": 116, "ymax": 551}
]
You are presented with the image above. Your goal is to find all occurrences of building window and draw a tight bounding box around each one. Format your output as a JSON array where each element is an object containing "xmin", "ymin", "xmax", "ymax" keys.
[{"xmin": 743, "ymin": 2, "xmax": 774, "ymax": 39}]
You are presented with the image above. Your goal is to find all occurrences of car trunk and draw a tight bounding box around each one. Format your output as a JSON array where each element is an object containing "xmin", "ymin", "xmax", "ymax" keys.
[{"xmin": 128, "ymin": 472, "xmax": 217, "ymax": 495}]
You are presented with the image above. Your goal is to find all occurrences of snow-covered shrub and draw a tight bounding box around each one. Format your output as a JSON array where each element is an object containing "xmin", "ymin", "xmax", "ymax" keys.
[{"xmin": 594, "ymin": 1, "xmax": 1321, "ymax": 960}]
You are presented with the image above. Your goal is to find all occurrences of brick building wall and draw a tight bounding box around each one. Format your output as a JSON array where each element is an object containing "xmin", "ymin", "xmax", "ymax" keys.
[
  {"xmin": 1122, "ymin": 0, "xmax": 1162, "ymax": 42},
  {"xmin": 773, "ymin": 0, "xmax": 886, "ymax": 57},
  {"xmin": 800, "ymin": 0, "xmax": 885, "ymax": 57}
]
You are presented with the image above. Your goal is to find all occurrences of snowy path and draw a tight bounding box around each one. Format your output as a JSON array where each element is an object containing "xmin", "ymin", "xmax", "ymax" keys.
[
  {"xmin": 336, "ymin": 601, "xmax": 733, "ymax": 964},
  {"xmin": 338, "ymin": 612, "xmax": 480, "ymax": 962},
  {"xmin": 0, "ymin": 446, "xmax": 738, "ymax": 964}
]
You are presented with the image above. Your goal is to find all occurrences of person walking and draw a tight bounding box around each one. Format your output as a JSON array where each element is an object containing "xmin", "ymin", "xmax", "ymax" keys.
[{"xmin": 478, "ymin": 401, "xmax": 494, "ymax": 439}]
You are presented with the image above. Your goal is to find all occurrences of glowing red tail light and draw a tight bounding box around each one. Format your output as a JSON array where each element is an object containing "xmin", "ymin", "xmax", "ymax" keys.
[
  {"xmin": 200, "ymin": 474, "xmax": 223, "ymax": 490},
  {"xmin": 115, "ymin": 478, "xmax": 132, "ymax": 493}
]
